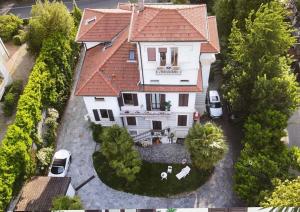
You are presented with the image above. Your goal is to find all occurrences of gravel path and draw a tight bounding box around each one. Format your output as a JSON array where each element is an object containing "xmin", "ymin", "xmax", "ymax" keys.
[{"xmin": 56, "ymin": 49, "xmax": 243, "ymax": 209}]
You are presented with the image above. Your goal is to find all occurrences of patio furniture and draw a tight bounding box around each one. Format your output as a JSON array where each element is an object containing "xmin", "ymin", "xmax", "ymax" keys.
[
  {"xmin": 181, "ymin": 158, "xmax": 187, "ymax": 165},
  {"xmin": 167, "ymin": 166, "xmax": 172, "ymax": 174},
  {"xmin": 161, "ymin": 172, "xmax": 167, "ymax": 180},
  {"xmin": 176, "ymin": 166, "xmax": 191, "ymax": 180}
]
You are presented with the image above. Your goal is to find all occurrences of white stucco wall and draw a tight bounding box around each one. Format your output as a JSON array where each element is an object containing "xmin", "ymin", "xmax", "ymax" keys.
[
  {"xmin": 0, "ymin": 38, "xmax": 11, "ymax": 99},
  {"xmin": 200, "ymin": 53, "xmax": 216, "ymax": 89},
  {"xmin": 138, "ymin": 42, "xmax": 201, "ymax": 85}
]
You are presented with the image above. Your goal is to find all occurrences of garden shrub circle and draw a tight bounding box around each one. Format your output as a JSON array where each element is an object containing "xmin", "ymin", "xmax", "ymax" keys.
[{"xmin": 93, "ymin": 151, "xmax": 213, "ymax": 197}]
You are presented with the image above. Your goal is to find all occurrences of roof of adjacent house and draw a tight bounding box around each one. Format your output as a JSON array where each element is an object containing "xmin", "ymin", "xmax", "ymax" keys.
[
  {"xmin": 129, "ymin": 4, "xmax": 208, "ymax": 42},
  {"xmin": 15, "ymin": 176, "xmax": 71, "ymax": 211},
  {"xmin": 75, "ymin": 3, "xmax": 219, "ymax": 96}
]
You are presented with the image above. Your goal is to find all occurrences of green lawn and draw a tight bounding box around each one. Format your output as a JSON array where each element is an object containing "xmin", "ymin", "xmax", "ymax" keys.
[{"xmin": 93, "ymin": 151, "xmax": 213, "ymax": 197}]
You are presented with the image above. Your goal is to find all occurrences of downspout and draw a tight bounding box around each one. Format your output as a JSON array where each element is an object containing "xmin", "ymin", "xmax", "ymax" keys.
[{"xmin": 138, "ymin": 42, "xmax": 145, "ymax": 88}]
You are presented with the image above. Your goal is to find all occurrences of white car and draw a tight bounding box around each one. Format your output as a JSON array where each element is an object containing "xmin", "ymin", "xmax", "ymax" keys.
[
  {"xmin": 206, "ymin": 90, "xmax": 223, "ymax": 118},
  {"xmin": 48, "ymin": 149, "xmax": 71, "ymax": 177}
]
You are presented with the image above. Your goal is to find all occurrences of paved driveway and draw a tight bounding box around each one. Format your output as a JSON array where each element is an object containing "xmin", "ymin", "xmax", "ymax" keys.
[
  {"xmin": 288, "ymin": 108, "xmax": 300, "ymax": 147},
  {"xmin": 56, "ymin": 51, "xmax": 242, "ymax": 209}
]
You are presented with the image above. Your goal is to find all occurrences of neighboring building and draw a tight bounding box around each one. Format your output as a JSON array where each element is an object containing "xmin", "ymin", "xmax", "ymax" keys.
[
  {"xmin": 15, "ymin": 176, "xmax": 75, "ymax": 211},
  {"xmin": 0, "ymin": 38, "xmax": 11, "ymax": 99},
  {"xmin": 75, "ymin": 1, "xmax": 220, "ymax": 143}
]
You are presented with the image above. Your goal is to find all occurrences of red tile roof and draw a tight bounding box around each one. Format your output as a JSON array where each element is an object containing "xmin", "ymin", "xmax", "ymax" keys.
[
  {"xmin": 129, "ymin": 5, "xmax": 208, "ymax": 42},
  {"xmin": 201, "ymin": 16, "xmax": 220, "ymax": 53},
  {"xmin": 76, "ymin": 8, "xmax": 131, "ymax": 42}
]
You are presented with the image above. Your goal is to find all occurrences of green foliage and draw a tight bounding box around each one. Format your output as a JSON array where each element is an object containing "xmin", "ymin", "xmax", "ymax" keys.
[
  {"xmin": 172, "ymin": 0, "xmax": 190, "ymax": 4},
  {"xmin": 90, "ymin": 123, "xmax": 103, "ymax": 143},
  {"xmin": 13, "ymin": 30, "xmax": 27, "ymax": 45},
  {"xmin": 223, "ymin": 2, "xmax": 298, "ymax": 118},
  {"xmin": 289, "ymin": 146, "xmax": 300, "ymax": 171},
  {"xmin": 100, "ymin": 125, "xmax": 142, "ymax": 182},
  {"xmin": 185, "ymin": 123, "xmax": 228, "ymax": 170},
  {"xmin": 36, "ymin": 147, "xmax": 54, "ymax": 172},
  {"xmin": 2, "ymin": 80, "xmax": 23, "ymax": 116},
  {"xmin": 43, "ymin": 108, "xmax": 59, "ymax": 147},
  {"xmin": 52, "ymin": 195, "xmax": 83, "ymax": 210},
  {"xmin": 0, "ymin": 14, "xmax": 23, "ymax": 41},
  {"xmin": 72, "ymin": 4, "xmax": 82, "ymax": 27},
  {"xmin": 28, "ymin": 0, "xmax": 75, "ymax": 52},
  {"xmin": 261, "ymin": 177, "xmax": 300, "ymax": 207}
]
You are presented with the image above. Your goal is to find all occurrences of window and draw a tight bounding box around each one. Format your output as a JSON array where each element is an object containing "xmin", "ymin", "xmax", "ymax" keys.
[
  {"xmin": 147, "ymin": 48, "xmax": 156, "ymax": 61},
  {"xmin": 151, "ymin": 94, "xmax": 161, "ymax": 110},
  {"xmin": 100, "ymin": 109, "xmax": 108, "ymax": 118},
  {"xmin": 128, "ymin": 50, "xmax": 135, "ymax": 61},
  {"xmin": 171, "ymin": 47, "xmax": 178, "ymax": 66},
  {"xmin": 123, "ymin": 93, "xmax": 138, "ymax": 106},
  {"xmin": 93, "ymin": 109, "xmax": 100, "ymax": 121},
  {"xmin": 129, "ymin": 130, "xmax": 138, "ymax": 136},
  {"xmin": 180, "ymin": 80, "xmax": 189, "ymax": 83},
  {"xmin": 127, "ymin": 117, "xmax": 136, "ymax": 125},
  {"xmin": 95, "ymin": 97, "xmax": 105, "ymax": 101},
  {"xmin": 146, "ymin": 94, "xmax": 166, "ymax": 111},
  {"xmin": 178, "ymin": 115, "xmax": 187, "ymax": 126},
  {"xmin": 159, "ymin": 48, "xmax": 167, "ymax": 66},
  {"xmin": 179, "ymin": 94, "xmax": 189, "ymax": 106}
]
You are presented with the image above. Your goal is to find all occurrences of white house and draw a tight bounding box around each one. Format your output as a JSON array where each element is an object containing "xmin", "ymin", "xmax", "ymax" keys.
[
  {"xmin": 0, "ymin": 38, "xmax": 11, "ymax": 99},
  {"xmin": 75, "ymin": 1, "xmax": 220, "ymax": 143}
]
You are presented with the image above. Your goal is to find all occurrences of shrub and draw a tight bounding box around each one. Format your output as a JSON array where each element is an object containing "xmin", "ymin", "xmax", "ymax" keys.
[
  {"xmin": 2, "ymin": 80, "xmax": 23, "ymax": 116},
  {"xmin": 52, "ymin": 196, "xmax": 83, "ymax": 210},
  {"xmin": 185, "ymin": 123, "xmax": 228, "ymax": 170},
  {"xmin": 36, "ymin": 147, "xmax": 54, "ymax": 172},
  {"xmin": 101, "ymin": 125, "xmax": 141, "ymax": 182},
  {"xmin": 43, "ymin": 108, "xmax": 59, "ymax": 147},
  {"xmin": 13, "ymin": 30, "xmax": 27, "ymax": 45},
  {"xmin": 0, "ymin": 14, "xmax": 23, "ymax": 41},
  {"xmin": 90, "ymin": 123, "xmax": 103, "ymax": 143}
]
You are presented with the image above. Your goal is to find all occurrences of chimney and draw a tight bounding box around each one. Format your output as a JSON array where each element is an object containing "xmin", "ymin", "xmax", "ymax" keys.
[{"xmin": 138, "ymin": 0, "xmax": 144, "ymax": 11}]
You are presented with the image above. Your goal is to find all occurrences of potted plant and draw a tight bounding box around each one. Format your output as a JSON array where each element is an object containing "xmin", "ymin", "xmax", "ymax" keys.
[{"xmin": 163, "ymin": 101, "xmax": 172, "ymax": 111}]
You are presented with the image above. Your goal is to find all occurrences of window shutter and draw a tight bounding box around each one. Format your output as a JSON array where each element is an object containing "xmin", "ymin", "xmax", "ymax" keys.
[
  {"xmin": 118, "ymin": 95, "xmax": 124, "ymax": 107},
  {"xmin": 146, "ymin": 94, "xmax": 151, "ymax": 111},
  {"xmin": 147, "ymin": 48, "xmax": 156, "ymax": 61},
  {"xmin": 160, "ymin": 94, "xmax": 166, "ymax": 111},
  {"xmin": 108, "ymin": 110, "xmax": 114, "ymax": 121},
  {"xmin": 159, "ymin": 48, "xmax": 167, "ymax": 53},
  {"xmin": 93, "ymin": 109, "xmax": 100, "ymax": 121},
  {"xmin": 133, "ymin": 94, "xmax": 138, "ymax": 106},
  {"xmin": 179, "ymin": 94, "xmax": 189, "ymax": 106},
  {"xmin": 178, "ymin": 115, "xmax": 187, "ymax": 126}
]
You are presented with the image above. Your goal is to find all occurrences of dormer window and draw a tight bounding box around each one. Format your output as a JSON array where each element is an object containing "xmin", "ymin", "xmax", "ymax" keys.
[
  {"xmin": 85, "ymin": 16, "xmax": 96, "ymax": 25},
  {"xmin": 159, "ymin": 48, "xmax": 167, "ymax": 66},
  {"xmin": 128, "ymin": 50, "xmax": 135, "ymax": 61}
]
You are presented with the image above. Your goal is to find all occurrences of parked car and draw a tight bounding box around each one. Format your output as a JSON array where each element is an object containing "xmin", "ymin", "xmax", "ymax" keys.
[
  {"xmin": 206, "ymin": 90, "xmax": 223, "ymax": 118},
  {"xmin": 48, "ymin": 149, "xmax": 71, "ymax": 177}
]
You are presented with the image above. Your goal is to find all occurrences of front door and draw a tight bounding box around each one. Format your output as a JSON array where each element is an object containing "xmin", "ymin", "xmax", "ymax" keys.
[{"xmin": 152, "ymin": 121, "xmax": 162, "ymax": 131}]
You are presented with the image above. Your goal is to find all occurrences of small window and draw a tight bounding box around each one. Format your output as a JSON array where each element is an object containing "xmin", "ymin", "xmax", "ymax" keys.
[
  {"xmin": 171, "ymin": 47, "xmax": 178, "ymax": 66},
  {"xmin": 159, "ymin": 51, "xmax": 166, "ymax": 66},
  {"xmin": 95, "ymin": 97, "xmax": 105, "ymax": 101},
  {"xmin": 100, "ymin": 109, "xmax": 108, "ymax": 118},
  {"xmin": 179, "ymin": 94, "xmax": 189, "ymax": 106},
  {"xmin": 180, "ymin": 80, "xmax": 189, "ymax": 83},
  {"xmin": 129, "ymin": 50, "xmax": 135, "ymax": 61},
  {"xmin": 147, "ymin": 48, "xmax": 156, "ymax": 61},
  {"xmin": 129, "ymin": 130, "xmax": 138, "ymax": 136},
  {"xmin": 123, "ymin": 93, "xmax": 138, "ymax": 106},
  {"xmin": 127, "ymin": 117, "xmax": 136, "ymax": 126},
  {"xmin": 178, "ymin": 115, "xmax": 187, "ymax": 126}
]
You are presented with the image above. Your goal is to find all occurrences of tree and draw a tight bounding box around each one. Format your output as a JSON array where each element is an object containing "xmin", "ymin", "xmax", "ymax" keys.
[
  {"xmin": 185, "ymin": 123, "xmax": 228, "ymax": 170},
  {"xmin": 223, "ymin": 2, "xmax": 298, "ymax": 118},
  {"xmin": 71, "ymin": 4, "xmax": 82, "ymax": 27},
  {"xmin": 28, "ymin": 0, "xmax": 74, "ymax": 52},
  {"xmin": 101, "ymin": 125, "xmax": 142, "ymax": 182},
  {"xmin": 52, "ymin": 195, "xmax": 83, "ymax": 210},
  {"xmin": 0, "ymin": 14, "xmax": 23, "ymax": 41},
  {"xmin": 261, "ymin": 177, "xmax": 300, "ymax": 207}
]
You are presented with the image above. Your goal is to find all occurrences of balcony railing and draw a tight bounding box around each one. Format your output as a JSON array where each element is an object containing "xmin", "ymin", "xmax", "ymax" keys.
[
  {"xmin": 156, "ymin": 66, "xmax": 181, "ymax": 75},
  {"xmin": 120, "ymin": 110, "xmax": 171, "ymax": 117}
]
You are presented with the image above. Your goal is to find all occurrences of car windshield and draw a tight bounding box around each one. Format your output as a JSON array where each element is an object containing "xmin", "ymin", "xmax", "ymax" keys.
[
  {"xmin": 51, "ymin": 166, "xmax": 65, "ymax": 174},
  {"xmin": 210, "ymin": 102, "xmax": 222, "ymax": 108}
]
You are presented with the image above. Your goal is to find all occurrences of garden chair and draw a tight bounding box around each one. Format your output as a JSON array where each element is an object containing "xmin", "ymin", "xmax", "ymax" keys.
[{"xmin": 167, "ymin": 166, "xmax": 172, "ymax": 174}]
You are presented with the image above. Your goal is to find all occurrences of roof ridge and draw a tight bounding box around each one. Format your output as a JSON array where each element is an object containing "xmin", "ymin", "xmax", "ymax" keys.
[
  {"xmin": 177, "ymin": 6, "xmax": 207, "ymax": 40},
  {"xmin": 136, "ymin": 7, "xmax": 161, "ymax": 33},
  {"xmin": 97, "ymin": 71, "xmax": 119, "ymax": 95}
]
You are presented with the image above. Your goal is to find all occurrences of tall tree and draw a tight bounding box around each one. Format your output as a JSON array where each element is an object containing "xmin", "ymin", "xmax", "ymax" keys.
[{"xmin": 101, "ymin": 125, "xmax": 141, "ymax": 182}]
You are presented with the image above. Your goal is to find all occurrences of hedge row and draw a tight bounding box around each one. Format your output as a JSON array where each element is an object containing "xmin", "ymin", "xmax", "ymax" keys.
[{"xmin": 0, "ymin": 31, "xmax": 80, "ymax": 211}]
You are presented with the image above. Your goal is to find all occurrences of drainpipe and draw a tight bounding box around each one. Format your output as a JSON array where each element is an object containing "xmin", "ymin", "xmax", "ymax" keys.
[{"xmin": 138, "ymin": 42, "xmax": 145, "ymax": 88}]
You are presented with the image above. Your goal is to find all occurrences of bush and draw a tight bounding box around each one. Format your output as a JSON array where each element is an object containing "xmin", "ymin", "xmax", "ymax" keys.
[
  {"xmin": 43, "ymin": 108, "xmax": 59, "ymax": 147},
  {"xmin": 2, "ymin": 80, "xmax": 23, "ymax": 116},
  {"xmin": 36, "ymin": 147, "xmax": 54, "ymax": 172},
  {"xmin": 90, "ymin": 123, "xmax": 103, "ymax": 143},
  {"xmin": 101, "ymin": 125, "xmax": 142, "ymax": 182},
  {"xmin": 0, "ymin": 14, "xmax": 23, "ymax": 41},
  {"xmin": 185, "ymin": 122, "xmax": 228, "ymax": 170},
  {"xmin": 12, "ymin": 30, "xmax": 27, "ymax": 45},
  {"xmin": 52, "ymin": 196, "xmax": 83, "ymax": 210}
]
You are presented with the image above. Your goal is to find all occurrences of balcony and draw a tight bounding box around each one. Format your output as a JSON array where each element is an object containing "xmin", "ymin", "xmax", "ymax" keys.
[
  {"xmin": 156, "ymin": 66, "xmax": 181, "ymax": 75},
  {"xmin": 120, "ymin": 110, "xmax": 171, "ymax": 117}
]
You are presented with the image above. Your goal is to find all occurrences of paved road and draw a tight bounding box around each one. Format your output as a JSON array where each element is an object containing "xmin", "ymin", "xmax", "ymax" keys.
[
  {"xmin": 0, "ymin": 0, "xmax": 129, "ymax": 19},
  {"xmin": 288, "ymin": 108, "xmax": 300, "ymax": 147}
]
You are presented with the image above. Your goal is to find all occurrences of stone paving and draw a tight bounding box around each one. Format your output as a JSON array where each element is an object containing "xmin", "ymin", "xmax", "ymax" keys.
[
  {"xmin": 136, "ymin": 144, "xmax": 191, "ymax": 164},
  {"xmin": 56, "ymin": 50, "xmax": 243, "ymax": 209}
]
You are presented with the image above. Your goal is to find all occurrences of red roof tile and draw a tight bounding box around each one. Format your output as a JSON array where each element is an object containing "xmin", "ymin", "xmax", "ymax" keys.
[
  {"xmin": 201, "ymin": 16, "xmax": 220, "ymax": 53},
  {"xmin": 129, "ymin": 5, "xmax": 208, "ymax": 42},
  {"xmin": 76, "ymin": 8, "xmax": 131, "ymax": 42}
]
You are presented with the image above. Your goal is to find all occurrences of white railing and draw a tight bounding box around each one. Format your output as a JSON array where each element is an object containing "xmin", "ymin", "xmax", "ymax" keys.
[
  {"xmin": 156, "ymin": 66, "xmax": 181, "ymax": 75},
  {"xmin": 120, "ymin": 110, "xmax": 171, "ymax": 117}
]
